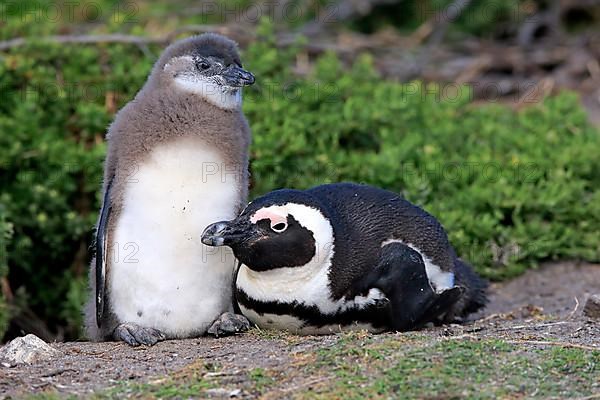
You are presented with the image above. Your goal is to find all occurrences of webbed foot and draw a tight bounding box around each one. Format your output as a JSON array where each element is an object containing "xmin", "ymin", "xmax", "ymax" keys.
[
  {"xmin": 207, "ymin": 312, "xmax": 251, "ymax": 337},
  {"xmin": 114, "ymin": 323, "xmax": 166, "ymax": 346},
  {"xmin": 415, "ymin": 286, "xmax": 464, "ymax": 327}
]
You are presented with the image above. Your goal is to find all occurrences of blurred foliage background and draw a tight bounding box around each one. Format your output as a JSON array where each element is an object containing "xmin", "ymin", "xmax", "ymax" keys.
[{"xmin": 0, "ymin": 0, "xmax": 598, "ymax": 341}]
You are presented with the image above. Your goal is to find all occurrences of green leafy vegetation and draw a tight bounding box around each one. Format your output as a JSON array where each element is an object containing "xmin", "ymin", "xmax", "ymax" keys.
[
  {"xmin": 0, "ymin": 2, "xmax": 599, "ymax": 340},
  {"xmin": 0, "ymin": 206, "xmax": 12, "ymax": 336},
  {"xmin": 244, "ymin": 37, "xmax": 600, "ymax": 283},
  {"xmin": 0, "ymin": 0, "xmax": 541, "ymax": 40}
]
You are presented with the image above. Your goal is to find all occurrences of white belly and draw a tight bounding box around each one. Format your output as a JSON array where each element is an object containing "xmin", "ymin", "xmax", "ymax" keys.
[
  {"xmin": 238, "ymin": 305, "xmax": 384, "ymax": 335},
  {"xmin": 236, "ymin": 264, "xmax": 386, "ymax": 334},
  {"xmin": 109, "ymin": 139, "xmax": 241, "ymax": 337}
]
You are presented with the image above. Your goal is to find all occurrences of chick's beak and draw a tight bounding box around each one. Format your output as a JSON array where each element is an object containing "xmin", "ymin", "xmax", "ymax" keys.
[
  {"xmin": 201, "ymin": 219, "xmax": 252, "ymax": 247},
  {"xmin": 221, "ymin": 65, "xmax": 255, "ymax": 87}
]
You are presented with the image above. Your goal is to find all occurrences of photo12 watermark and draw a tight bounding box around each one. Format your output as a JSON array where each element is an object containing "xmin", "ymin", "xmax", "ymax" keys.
[
  {"xmin": 416, "ymin": 0, "xmax": 538, "ymax": 26},
  {"xmin": 0, "ymin": 1, "xmax": 139, "ymax": 24},
  {"xmin": 196, "ymin": 1, "xmax": 339, "ymax": 24}
]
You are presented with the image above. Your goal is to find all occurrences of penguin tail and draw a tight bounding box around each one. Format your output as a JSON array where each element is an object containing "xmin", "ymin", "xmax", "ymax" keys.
[{"xmin": 451, "ymin": 258, "xmax": 488, "ymax": 318}]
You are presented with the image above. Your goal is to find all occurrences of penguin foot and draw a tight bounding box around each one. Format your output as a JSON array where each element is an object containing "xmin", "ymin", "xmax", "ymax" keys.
[
  {"xmin": 114, "ymin": 323, "xmax": 166, "ymax": 346},
  {"xmin": 207, "ymin": 312, "xmax": 251, "ymax": 337},
  {"xmin": 415, "ymin": 286, "xmax": 464, "ymax": 328}
]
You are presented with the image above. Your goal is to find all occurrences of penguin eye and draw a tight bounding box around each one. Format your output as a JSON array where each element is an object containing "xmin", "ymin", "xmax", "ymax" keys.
[
  {"xmin": 271, "ymin": 222, "xmax": 287, "ymax": 233},
  {"xmin": 196, "ymin": 60, "xmax": 210, "ymax": 71}
]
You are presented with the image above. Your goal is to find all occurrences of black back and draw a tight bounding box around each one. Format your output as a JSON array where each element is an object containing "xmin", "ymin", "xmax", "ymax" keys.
[
  {"xmin": 245, "ymin": 183, "xmax": 457, "ymax": 300},
  {"xmin": 307, "ymin": 183, "xmax": 456, "ymax": 299}
]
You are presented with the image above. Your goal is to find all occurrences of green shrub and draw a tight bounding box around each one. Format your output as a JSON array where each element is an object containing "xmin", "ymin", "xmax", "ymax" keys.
[
  {"xmin": 243, "ymin": 40, "xmax": 600, "ymax": 280},
  {"xmin": 0, "ymin": 41, "xmax": 153, "ymax": 339},
  {"xmin": 0, "ymin": 16, "xmax": 599, "ymax": 340},
  {"xmin": 0, "ymin": 205, "xmax": 12, "ymax": 336}
]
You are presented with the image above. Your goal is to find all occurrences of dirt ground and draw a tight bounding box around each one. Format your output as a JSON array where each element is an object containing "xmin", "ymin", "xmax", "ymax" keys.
[{"xmin": 1, "ymin": 261, "xmax": 599, "ymax": 399}]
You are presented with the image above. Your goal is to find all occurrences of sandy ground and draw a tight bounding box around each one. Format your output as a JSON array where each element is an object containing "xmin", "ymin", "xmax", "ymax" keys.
[{"xmin": 0, "ymin": 261, "xmax": 599, "ymax": 398}]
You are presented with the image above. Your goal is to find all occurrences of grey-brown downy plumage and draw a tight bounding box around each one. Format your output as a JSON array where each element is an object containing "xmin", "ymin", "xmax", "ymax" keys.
[{"xmin": 85, "ymin": 34, "xmax": 254, "ymax": 346}]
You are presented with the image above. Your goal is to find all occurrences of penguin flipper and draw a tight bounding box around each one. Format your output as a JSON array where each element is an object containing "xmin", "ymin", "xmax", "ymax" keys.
[
  {"xmin": 359, "ymin": 242, "xmax": 461, "ymax": 331},
  {"xmin": 95, "ymin": 178, "xmax": 113, "ymax": 327}
]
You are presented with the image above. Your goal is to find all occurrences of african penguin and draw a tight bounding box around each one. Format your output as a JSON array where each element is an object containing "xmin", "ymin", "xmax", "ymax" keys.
[
  {"xmin": 201, "ymin": 183, "xmax": 487, "ymax": 334},
  {"xmin": 85, "ymin": 33, "xmax": 254, "ymax": 346}
]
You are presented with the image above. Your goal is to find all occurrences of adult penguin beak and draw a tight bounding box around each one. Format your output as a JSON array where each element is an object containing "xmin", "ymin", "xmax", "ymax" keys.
[
  {"xmin": 221, "ymin": 65, "xmax": 255, "ymax": 87},
  {"xmin": 201, "ymin": 219, "xmax": 252, "ymax": 247}
]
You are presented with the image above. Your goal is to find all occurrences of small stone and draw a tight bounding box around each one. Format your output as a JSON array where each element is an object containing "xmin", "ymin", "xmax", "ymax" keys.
[
  {"xmin": 0, "ymin": 334, "xmax": 61, "ymax": 364},
  {"xmin": 205, "ymin": 388, "xmax": 230, "ymax": 396},
  {"xmin": 583, "ymin": 294, "xmax": 600, "ymax": 319}
]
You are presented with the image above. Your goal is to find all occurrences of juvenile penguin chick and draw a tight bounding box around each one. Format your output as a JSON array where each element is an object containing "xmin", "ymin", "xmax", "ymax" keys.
[
  {"xmin": 202, "ymin": 183, "xmax": 487, "ymax": 334},
  {"xmin": 85, "ymin": 34, "xmax": 254, "ymax": 346}
]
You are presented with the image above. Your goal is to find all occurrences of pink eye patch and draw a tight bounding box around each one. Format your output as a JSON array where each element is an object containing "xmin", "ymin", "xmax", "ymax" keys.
[{"xmin": 250, "ymin": 208, "xmax": 287, "ymax": 228}]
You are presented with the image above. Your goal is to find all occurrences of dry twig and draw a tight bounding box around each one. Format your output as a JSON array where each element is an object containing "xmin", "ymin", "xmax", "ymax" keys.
[
  {"xmin": 495, "ymin": 321, "xmax": 573, "ymax": 331},
  {"xmin": 0, "ymin": 25, "xmax": 243, "ymax": 52},
  {"xmin": 504, "ymin": 339, "xmax": 599, "ymax": 351},
  {"xmin": 568, "ymin": 296, "xmax": 581, "ymax": 319}
]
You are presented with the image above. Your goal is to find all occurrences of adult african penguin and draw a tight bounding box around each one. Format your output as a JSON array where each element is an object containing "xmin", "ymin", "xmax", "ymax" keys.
[
  {"xmin": 202, "ymin": 183, "xmax": 487, "ymax": 334},
  {"xmin": 85, "ymin": 33, "xmax": 254, "ymax": 346}
]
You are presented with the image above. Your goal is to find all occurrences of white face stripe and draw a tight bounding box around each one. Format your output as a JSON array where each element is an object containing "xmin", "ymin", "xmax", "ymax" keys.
[
  {"xmin": 381, "ymin": 238, "xmax": 455, "ymax": 293},
  {"xmin": 251, "ymin": 203, "xmax": 334, "ymax": 265},
  {"xmin": 174, "ymin": 76, "xmax": 242, "ymax": 110},
  {"xmin": 238, "ymin": 203, "xmax": 390, "ymax": 319},
  {"xmin": 238, "ymin": 203, "xmax": 335, "ymax": 308},
  {"xmin": 167, "ymin": 56, "xmax": 242, "ymax": 110}
]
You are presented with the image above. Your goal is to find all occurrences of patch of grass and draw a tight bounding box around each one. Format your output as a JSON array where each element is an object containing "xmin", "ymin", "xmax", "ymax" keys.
[
  {"xmin": 250, "ymin": 326, "xmax": 296, "ymax": 341},
  {"xmin": 303, "ymin": 333, "xmax": 599, "ymax": 399},
  {"xmin": 248, "ymin": 367, "xmax": 276, "ymax": 392},
  {"xmin": 23, "ymin": 394, "xmax": 78, "ymax": 400},
  {"xmin": 22, "ymin": 362, "xmax": 218, "ymax": 400},
  {"xmin": 93, "ymin": 360, "xmax": 216, "ymax": 399},
  {"xmin": 97, "ymin": 380, "xmax": 213, "ymax": 399}
]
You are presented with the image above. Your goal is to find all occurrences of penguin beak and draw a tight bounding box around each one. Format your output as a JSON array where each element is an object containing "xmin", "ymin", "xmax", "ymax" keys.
[
  {"xmin": 221, "ymin": 65, "xmax": 255, "ymax": 87},
  {"xmin": 201, "ymin": 220, "xmax": 252, "ymax": 247}
]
